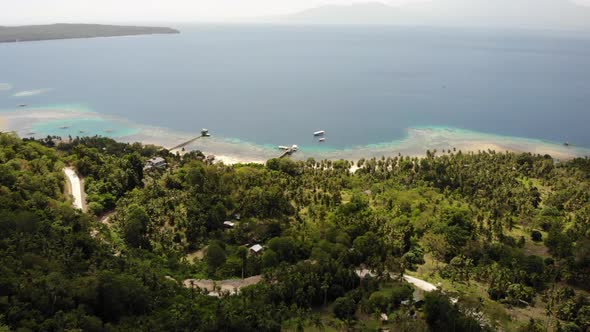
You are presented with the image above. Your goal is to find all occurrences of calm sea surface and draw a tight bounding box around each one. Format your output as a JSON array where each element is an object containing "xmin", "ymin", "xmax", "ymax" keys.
[{"xmin": 1, "ymin": 24, "xmax": 589, "ymax": 148}]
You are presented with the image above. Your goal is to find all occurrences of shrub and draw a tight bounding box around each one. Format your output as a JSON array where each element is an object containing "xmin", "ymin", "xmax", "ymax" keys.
[{"xmin": 531, "ymin": 230, "xmax": 543, "ymax": 242}]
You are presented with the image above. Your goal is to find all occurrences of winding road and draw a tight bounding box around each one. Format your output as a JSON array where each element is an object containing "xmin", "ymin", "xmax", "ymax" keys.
[
  {"xmin": 183, "ymin": 270, "xmax": 438, "ymax": 297},
  {"xmin": 64, "ymin": 167, "xmax": 86, "ymax": 211},
  {"xmin": 356, "ymin": 269, "xmax": 438, "ymax": 292},
  {"xmin": 403, "ymin": 274, "xmax": 438, "ymax": 292}
]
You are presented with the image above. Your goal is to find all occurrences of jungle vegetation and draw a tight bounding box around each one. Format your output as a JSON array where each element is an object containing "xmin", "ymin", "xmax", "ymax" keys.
[{"xmin": 1, "ymin": 132, "xmax": 590, "ymax": 331}]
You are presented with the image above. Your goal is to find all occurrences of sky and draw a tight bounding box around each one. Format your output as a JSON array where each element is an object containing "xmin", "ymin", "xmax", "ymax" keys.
[{"xmin": 2, "ymin": 0, "xmax": 590, "ymax": 25}]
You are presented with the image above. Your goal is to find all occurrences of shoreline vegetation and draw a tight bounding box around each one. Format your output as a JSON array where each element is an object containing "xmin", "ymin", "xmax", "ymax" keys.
[
  {"xmin": 1, "ymin": 106, "xmax": 588, "ymax": 165},
  {"xmin": 0, "ymin": 23, "xmax": 179, "ymax": 43}
]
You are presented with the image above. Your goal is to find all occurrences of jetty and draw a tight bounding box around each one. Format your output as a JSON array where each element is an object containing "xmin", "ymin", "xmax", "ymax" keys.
[
  {"xmin": 278, "ymin": 144, "xmax": 298, "ymax": 158},
  {"xmin": 168, "ymin": 129, "xmax": 210, "ymax": 151}
]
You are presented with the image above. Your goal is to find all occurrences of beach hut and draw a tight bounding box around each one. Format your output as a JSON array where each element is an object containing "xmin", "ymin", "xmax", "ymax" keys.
[
  {"xmin": 249, "ymin": 244, "xmax": 264, "ymax": 255},
  {"xmin": 144, "ymin": 157, "xmax": 167, "ymax": 171}
]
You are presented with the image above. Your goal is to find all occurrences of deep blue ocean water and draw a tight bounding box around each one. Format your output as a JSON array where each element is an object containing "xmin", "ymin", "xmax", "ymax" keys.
[{"xmin": 1, "ymin": 24, "xmax": 589, "ymax": 148}]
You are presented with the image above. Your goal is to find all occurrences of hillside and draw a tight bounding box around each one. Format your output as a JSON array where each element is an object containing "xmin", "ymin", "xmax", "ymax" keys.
[
  {"xmin": 0, "ymin": 23, "xmax": 179, "ymax": 43},
  {"xmin": 1, "ymin": 133, "xmax": 590, "ymax": 331},
  {"xmin": 285, "ymin": 0, "xmax": 590, "ymax": 30}
]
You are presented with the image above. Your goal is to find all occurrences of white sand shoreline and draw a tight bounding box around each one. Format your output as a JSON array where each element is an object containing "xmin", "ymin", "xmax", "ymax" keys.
[{"xmin": 2, "ymin": 106, "xmax": 589, "ymax": 165}]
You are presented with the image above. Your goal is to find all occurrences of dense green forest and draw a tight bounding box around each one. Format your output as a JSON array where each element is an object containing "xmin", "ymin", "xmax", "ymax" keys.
[{"xmin": 1, "ymin": 132, "xmax": 590, "ymax": 331}]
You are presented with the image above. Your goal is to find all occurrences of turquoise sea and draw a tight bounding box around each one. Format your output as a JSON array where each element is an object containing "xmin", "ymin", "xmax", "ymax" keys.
[{"xmin": 1, "ymin": 25, "xmax": 590, "ymax": 154}]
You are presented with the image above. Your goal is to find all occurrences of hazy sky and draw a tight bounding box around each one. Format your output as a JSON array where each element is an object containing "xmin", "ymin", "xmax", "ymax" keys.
[{"xmin": 2, "ymin": 0, "xmax": 590, "ymax": 25}]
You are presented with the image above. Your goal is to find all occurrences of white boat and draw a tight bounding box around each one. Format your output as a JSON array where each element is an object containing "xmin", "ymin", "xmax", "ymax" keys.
[
  {"xmin": 314, "ymin": 130, "xmax": 325, "ymax": 136},
  {"xmin": 318, "ymin": 138, "xmax": 326, "ymax": 142},
  {"xmin": 291, "ymin": 145, "xmax": 299, "ymax": 151},
  {"xmin": 278, "ymin": 146, "xmax": 290, "ymax": 151}
]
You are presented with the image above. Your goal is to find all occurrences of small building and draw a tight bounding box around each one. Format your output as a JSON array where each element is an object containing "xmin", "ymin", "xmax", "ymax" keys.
[
  {"xmin": 249, "ymin": 244, "xmax": 264, "ymax": 255},
  {"xmin": 144, "ymin": 157, "xmax": 167, "ymax": 171},
  {"xmin": 223, "ymin": 221, "xmax": 235, "ymax": 228}
]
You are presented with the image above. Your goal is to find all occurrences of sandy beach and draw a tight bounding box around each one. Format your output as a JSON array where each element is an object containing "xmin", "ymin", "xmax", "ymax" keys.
[{"xmin": 2, "ymin": 106, "xmax": 589, "ymax": 165}]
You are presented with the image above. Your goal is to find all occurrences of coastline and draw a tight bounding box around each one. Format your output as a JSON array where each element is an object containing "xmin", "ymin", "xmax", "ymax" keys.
[{"xmin": 2, "ymin": 105, "xmax": 589, "ymax": 165}]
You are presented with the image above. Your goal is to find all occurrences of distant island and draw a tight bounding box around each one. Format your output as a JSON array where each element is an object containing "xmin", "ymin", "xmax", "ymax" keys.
[
  {"xmin": 0, "ymin": 23, "xmax": 179, "ymax": 43},
  {"xmin": 282, "ymin": 0, "xmax": 590, "ymax": 30}
]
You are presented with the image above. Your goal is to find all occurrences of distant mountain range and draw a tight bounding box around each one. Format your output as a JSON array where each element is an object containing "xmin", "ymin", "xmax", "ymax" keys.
[
  {"xmin": 283, "ymin": 0, "xmax": 590, "ymax": 30},
  {"xmin": 0, "ymin": 24, "xmax": 179, "ymax": 43}
]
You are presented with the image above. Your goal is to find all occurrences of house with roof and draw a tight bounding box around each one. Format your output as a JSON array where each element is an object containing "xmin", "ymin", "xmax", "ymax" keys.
[
  {"xmin": 249, "ymin": 244, "xmax": 264, "ymax": 255},
  {"xmin": 144, "ymin": 157, "xmax": 167, "ymax": 171}
]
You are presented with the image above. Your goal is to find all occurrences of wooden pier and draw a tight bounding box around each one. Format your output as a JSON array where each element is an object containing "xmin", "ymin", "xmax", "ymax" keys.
[{"xmin": 168, "ymin": 135, "xmax": 202, "ymax": 151}]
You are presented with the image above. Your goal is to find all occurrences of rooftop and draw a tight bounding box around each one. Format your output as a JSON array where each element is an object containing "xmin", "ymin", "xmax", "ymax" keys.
[{"xmin": 249, "ymin": 244, "xmax": 263, "ymax": 252}]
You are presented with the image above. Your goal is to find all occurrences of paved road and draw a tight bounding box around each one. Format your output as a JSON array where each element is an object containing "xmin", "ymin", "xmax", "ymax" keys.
[
  {"xmin": 183, "ymin": 270, "xmax": 439, "ymax": 298},
  {"xmin": 403, "ymin": 274, "xmax": 438, "ymax": 292},
  {"xmin": 64, "ymin": 167, "xmax": 85, "ymax": 211},
  {"xmin": 356, "ymin": 269, "xmax": 438, "ymax": 292}
]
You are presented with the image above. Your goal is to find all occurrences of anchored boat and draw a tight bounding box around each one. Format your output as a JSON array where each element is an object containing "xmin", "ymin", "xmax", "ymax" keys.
[{"xmin": 314, "ymin": 130, "xmax": 325, "ymax": 136}]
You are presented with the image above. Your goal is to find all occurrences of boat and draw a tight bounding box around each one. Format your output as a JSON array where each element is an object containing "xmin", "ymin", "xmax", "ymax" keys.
[
  {"xmin": 278, "ymin": 146, "xmax": 290, "ymax": 151},
  {"xmin": 201, "ymin": 128, "xmax": 211, "ymax": 137},
  {"xmin": 18, "ymin": 104, "xmax": 27, "ymax": 107},
  {"xmin": 318, "ymin": 138, "xmax": 326, "ymax": 142},
  {"xmin": 291, "ymin": 145, "xmax": 299, "ymax": 151},
  {"xmin": 59, "ymin": 126, "xmax": 69, "ymax": 129},
  {"xmin": 313, "ymin": 130, "xmax": 325, "ymax": 136},
  {"xmin": 564, "ymin": 142, "xmax": 570, "ymax": 147}
]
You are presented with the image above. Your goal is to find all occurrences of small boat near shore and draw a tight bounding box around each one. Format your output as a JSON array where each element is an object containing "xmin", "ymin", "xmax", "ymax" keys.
[
  {"xmin": 314, "ymin": 130, "xmax": 325, "ymax": 136},
  {"xmin": 18, "ymin": 104, "xmax": 28, "ymax": 107},
  {"xmin": 318, "ymin": 138, "xmax": 326, "ymax": 142},
  {"xmin": 59, "ymin": 126, "xmax": 69, "ymax": 129}
]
